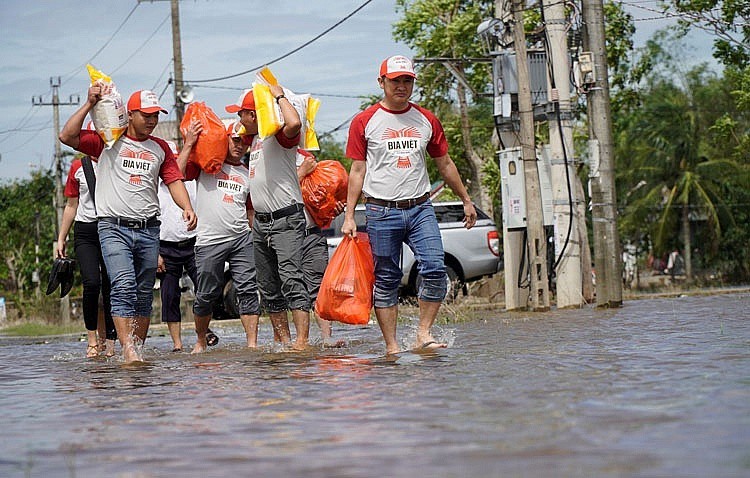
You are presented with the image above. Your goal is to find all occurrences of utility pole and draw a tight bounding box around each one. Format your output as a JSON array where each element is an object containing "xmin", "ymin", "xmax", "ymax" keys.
[
  {"xmin": 581, "ymin": 0, "xmax": 623, "ymax": 307},
  {"xmin": 33, "ymin": 76, "xmax": 80, "ymax": 323},
  {"xmin": 511, "ymin": 0, "xmax": 550, "ymax": 311},
  {"xmin": 170, "ymin": 0, "xmax": 185, "ymax": 146},
  {"xmin": 541, "ymin": 0, "xmax": 583, "ymax": 308},
  {"xmin": 139, "ymin": 0, "xmax": 186, "ymax": 147},
  {"xmin": 492, "ymin": 0, "xmax": 528, "ymax": 311}
]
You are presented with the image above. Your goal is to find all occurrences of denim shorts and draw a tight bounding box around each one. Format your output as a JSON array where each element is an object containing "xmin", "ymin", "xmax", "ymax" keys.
[
  {"xmin": 365, "ymin": 201, "xmax": 446, "ymax": 307},
  {"xmin": 98, "ymin": 221, "xmax": 160, "ymax": 318}
]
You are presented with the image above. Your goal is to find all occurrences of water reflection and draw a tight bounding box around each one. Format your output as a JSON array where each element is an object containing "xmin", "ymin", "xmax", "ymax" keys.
[{"xmin": 1, "ymin": 293, "xmax": 748, "ymax": 477}]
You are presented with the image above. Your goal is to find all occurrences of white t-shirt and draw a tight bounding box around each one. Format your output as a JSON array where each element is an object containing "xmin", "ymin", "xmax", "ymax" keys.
[
  {"xmin": 158, "ymin": 180, "xmax": 197, "ymax": 242},
  {"xmin": 345, "ymin": 102, "xmax": 449, "ymax": 201},
  {"xmin": 78, "ymin": 130, "xmax": 183, "ymax": 219},
  {"xmin": 186, "ymin": 161, "xmax": 252, "ymax": 247},
  {"xmin": 246, "ymin": 130, "xmax": 302, "ymax": 213},
  {"xmin": 63, "ymin": 158, "xmax": 98, "ymax": 223}
]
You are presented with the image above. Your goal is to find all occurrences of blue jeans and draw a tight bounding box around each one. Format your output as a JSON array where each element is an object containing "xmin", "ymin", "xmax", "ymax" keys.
[
  {"xmin": 98, "ymin": 222, "xmax": 160, "ymax": 318},
  {"xmin": 365, "ymin": 201, "xmax": 446, "ymax": 307}
]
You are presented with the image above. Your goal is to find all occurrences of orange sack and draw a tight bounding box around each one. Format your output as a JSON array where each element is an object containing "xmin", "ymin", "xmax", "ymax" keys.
[
  {"xmin": 180, "ymin": 102, "xmax": 227, "ymax": 174},
  {"xmin": 315, "ymin": 233, "xmax": 374, "ymax": 325},
  {"xmin": 300, "ymin": 160, "xmax": 348, "ymax": 228}
]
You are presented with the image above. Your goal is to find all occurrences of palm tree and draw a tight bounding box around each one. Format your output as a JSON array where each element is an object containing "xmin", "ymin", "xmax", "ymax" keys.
[{"xmin": 616, "ymin": 67, "xmax": 742, "ymax": 280}]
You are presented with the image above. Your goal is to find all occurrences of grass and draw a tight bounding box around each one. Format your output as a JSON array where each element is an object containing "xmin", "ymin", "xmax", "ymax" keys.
[{"xmin": 0, "ymin": 322, "xmax": 82, "ymax": 337}]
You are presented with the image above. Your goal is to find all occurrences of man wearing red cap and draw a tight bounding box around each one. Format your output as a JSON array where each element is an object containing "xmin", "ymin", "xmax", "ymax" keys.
[
  {"xmin": 227, "ymin": 86, "xmax": 310, "ymax": 350},
  {"xmin": 60, "ymin": 86, "xmax": 197, "ymax": 363},
  {"xmin": 342, "ymin": 55, "xmax": 477, "ymax": 355},
  {"xmin": 177, "ymin": 120, "xmax": 261, "ymax": 352}
]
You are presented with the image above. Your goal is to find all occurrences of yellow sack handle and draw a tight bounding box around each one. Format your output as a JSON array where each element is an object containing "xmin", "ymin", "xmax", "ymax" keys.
[
  {"xmin": 257, "ymin": 66, "xmax": 278, "ymax": 86},
  {"xmin": 86, "ymin": 64, "xmax": 112, "ymax": 85},
  {"xmin": 305, "ymin": 97, "xmax": 321, "ymax": 151}
]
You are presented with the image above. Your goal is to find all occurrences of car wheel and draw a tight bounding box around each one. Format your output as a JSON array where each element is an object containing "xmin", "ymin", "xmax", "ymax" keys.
[
  {"xmin": 224, "ymin": 279, "xmax": 240, "ymax": 319},
  {"xmin": 414, "ymin": 264, "xmax": 463, "ymax": 303},
  {"xmin": 212, "ymin": 278, "xmax": 239, "ymax": 320}
]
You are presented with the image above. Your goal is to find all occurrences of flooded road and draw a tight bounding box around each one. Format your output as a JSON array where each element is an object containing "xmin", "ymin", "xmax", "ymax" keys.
[{"xmin": 1, "ymin": 293, "xmax": 748, "ymax": 477}]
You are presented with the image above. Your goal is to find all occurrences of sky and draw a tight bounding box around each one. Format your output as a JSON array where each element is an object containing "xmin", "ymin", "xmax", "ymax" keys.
[{"xmin": 0, "ymin": 0, "xmax": 717, "ymax": 181}]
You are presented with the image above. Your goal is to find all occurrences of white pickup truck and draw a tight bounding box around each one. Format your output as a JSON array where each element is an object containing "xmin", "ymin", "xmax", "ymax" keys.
[{"xmin": 323, "ymin": 201, "xmax": 502, "ymax": 299}]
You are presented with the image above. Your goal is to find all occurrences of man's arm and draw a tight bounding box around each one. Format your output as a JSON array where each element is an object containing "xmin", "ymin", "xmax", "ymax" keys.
[
  {"xmin": 166, "ymin": 180, "xmax": 198, "ymax": 231},
  {"xmin": 59, "ymin": 85, "xmax": 101, "ymax": 149},
  {"xmin": 341, "ymin": 160, "xmax": 366, "ymax": 237},
  {"xmin": 297, "ymin": 154, "xmax": 316, "ymax": 181},
  {"xmin": 176, "ymin": 120, "xmax": 202, "ymax": 175},
  {"xmin": 270, "ymin": 84, "xmax": 301, "ymax": 139},
  {"xmin": 55, "ymin": 198, "xmax": 78, "ymax": 258},
  {"xmin": 434, "ymin": 154, "xmax": 477, "ymax": 230}
]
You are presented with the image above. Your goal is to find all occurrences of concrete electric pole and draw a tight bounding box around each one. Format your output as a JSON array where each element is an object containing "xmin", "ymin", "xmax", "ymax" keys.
[
  {"xmin": 541, "ymin": 0, "xmax": 584, "ymax": 308},
  {"xmin": 581, "ymin": 0, "xmax": 623, "ymax": 307},
  {"xmin": 32, "ymin": 76, "xmax": 80, "ymax": 323},
  {"xmin": 170, "ymin": 0, "xmax": 186, "ymax": 146},
  {"xmin": 511, "ymin": 0, "xmax": 550, "ymax": 311}
]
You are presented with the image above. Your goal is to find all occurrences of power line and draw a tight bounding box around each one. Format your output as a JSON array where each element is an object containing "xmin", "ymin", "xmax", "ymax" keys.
[
  {"xmin": 191, "ymin": 84, "xmax": 369, "ymax": 99},
  {"xmin": 111, "ymin": 13, "xmax": 171, "ymax": 76},
  {"xmin": 60, "ymin": 3, "xmax": 141, "ymax": 86},
  {"xmin": 185, "ymin": 0, "xmax": 375, "ymax": 83}
]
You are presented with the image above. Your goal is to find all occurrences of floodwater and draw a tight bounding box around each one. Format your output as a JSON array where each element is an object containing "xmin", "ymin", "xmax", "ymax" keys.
[{"xmin": 1, "ymin": 293, "xmax": 748, "ymax": 478}]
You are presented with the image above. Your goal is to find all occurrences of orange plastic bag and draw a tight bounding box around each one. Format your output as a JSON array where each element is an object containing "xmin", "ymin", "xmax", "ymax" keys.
[
  {"xmin": 300, "ymin": 160, "xmax": 348, "ymax": 228},
  {"xmin": 180, "ymin": 102, "xmax": 227, "ymax": 174},
  {"xmin": 315, "ymin": 233, "xmax": 374, "ymax": 325}
]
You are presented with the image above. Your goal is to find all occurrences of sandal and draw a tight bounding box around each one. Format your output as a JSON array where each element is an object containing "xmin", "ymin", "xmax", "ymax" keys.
[
  {"xmin": 86, "ymin": 344, "xmax": 99, "ymax": 358},
  {"xmin": 206, "ymin": 329, "xmax": 219, "ymax": 347}
]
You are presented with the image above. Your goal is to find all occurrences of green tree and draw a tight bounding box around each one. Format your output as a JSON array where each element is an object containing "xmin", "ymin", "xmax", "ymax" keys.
[
  {"xmin": 0, "ymin": 169, "xmax": 56, "ymax": 304},
  {"xmin": 393, "ymin": 0, "xmax": 495, "ymax": 212},
  {"xmin": 616, "ymin": 64, "xmax": 747, "ymax": 280}
]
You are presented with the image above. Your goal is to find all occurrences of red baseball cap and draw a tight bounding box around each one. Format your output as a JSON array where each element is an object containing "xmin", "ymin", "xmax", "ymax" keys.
[
  {"xmin": 225, "ymin": 89, "xmax": 255, "ymax": 113},
  {"xmin": 127, "ymin": 90, "xmax": 168, "ymax": 114},
  {"xmin": 226, "ymin": 121, "xmax": 241, "ymax": 138},
  {"xmin": 379, "ymin": 55, "xmax": 416, "ymax": 79}
]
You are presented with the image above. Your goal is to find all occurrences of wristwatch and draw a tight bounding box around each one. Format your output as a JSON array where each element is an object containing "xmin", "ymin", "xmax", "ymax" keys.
[{"xmin": 275, "ymin": 94, "xmax": 286, "ymax": 104}]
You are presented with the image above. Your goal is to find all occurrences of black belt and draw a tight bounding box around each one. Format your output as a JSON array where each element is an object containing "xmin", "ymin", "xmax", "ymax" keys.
[
  {"xmin": 255, "ymin": 203, "xmax": 304, "ymax": 223},
  {"xmin": 366, "ymin": 192, "xmax": 430, "ymax": 209},
  {"xmin": 100, "ymin": 216, "xmax": 160, "ymax": 229},
  {"xmin": 160, "ymin": 237, "xmax": 196, "ymax": 248},
  {"xmin": 304, "ymin": 226, "xmax": 321, "ymax": 237}
]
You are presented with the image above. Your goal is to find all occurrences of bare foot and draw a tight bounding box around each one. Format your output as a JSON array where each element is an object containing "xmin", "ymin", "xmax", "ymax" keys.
[
  {"xmin": 413, "ymin": 340, "xmax": 447, "ymax": 352},
  {"xmin": 122, "ymin": 344, "xmax": 143, "ymax": 363},
  {"xmin": 322, "ymin": 338, "xmax": 346, "ymax": 348},
  {"xmin": 104, "ymin": 339, "xmax": 116, "ymax": 357},
  {"xmin": 291, "ymin": 342, "xmax": 309, "ymax": 352},
  {"xmin": 191, "ymin": 342, "xmax": 207, "ymax": 354}
]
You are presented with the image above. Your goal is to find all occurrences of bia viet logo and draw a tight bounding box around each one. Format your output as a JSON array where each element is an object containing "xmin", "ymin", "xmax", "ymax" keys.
[
  {"xmin": 216, "ymin": 170, "xmax": 245, "ymax": 203},
  {"xmin": 120, "ymin": 147, "xmax": 156, "ymax": 176},
  {"xmin": 382, "ymin": 126, "xmax": 421, "ymax": 169}
]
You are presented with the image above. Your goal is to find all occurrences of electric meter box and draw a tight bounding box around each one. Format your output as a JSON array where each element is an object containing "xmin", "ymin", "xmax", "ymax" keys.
[{"xmin": 499, "ymin": 147, "xmax": 554, "ymax": 230}]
